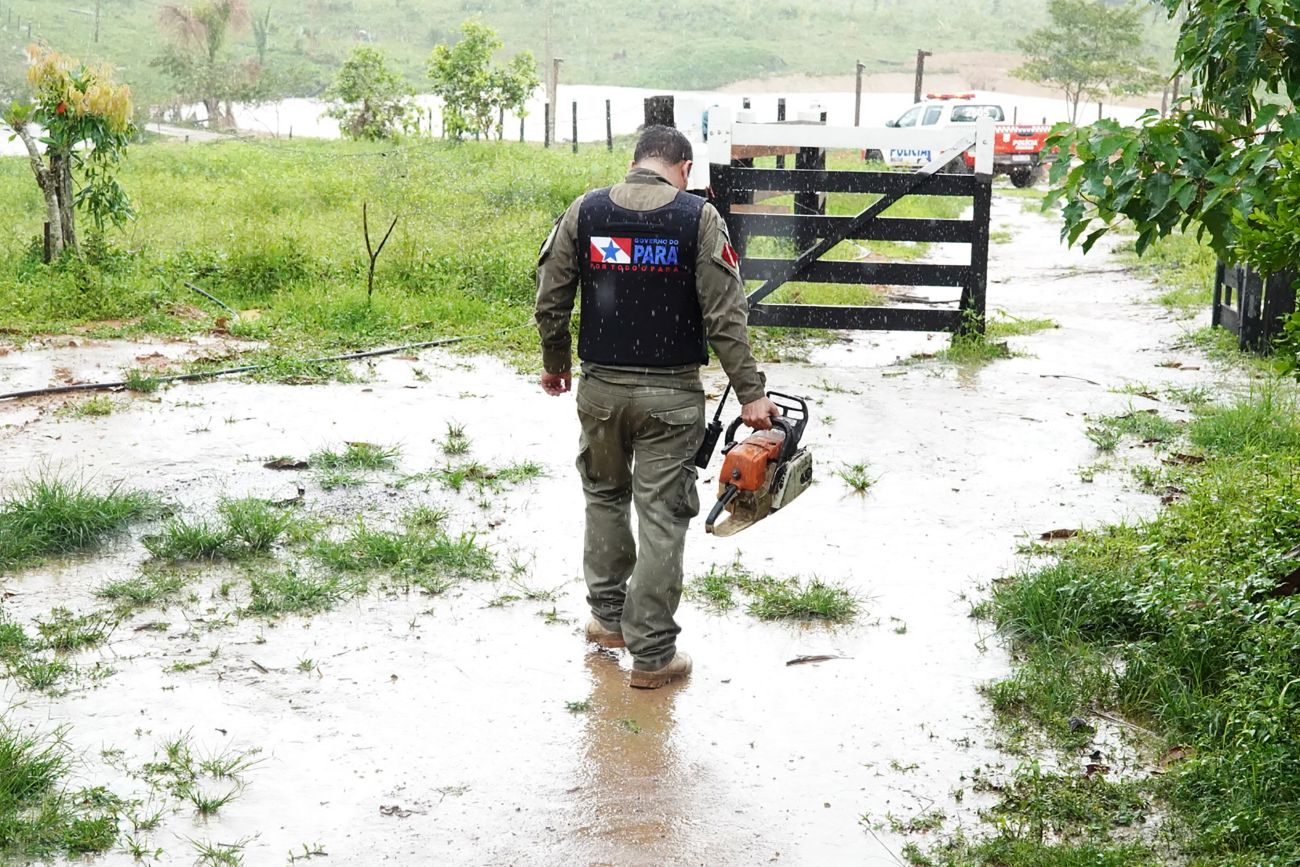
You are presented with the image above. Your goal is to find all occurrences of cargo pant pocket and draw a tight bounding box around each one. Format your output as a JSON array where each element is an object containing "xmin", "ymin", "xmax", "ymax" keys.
[{"xmin": 668, "ymin": 464, "xmax": 701, "ymax": 520}]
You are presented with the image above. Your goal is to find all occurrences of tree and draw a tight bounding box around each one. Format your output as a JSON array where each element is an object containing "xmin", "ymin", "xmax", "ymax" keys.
[
  {"xmin": 3, "ymin": 46, "xmax": 135, "ymax": 258},
  {"xmin": 1048, "ymin": 0, "xmax": 1300, "ymax": 368},
  {"xmin": 152, "ymin": 0, "xmax": 264, "ymax": 129},
  {"xmin": 325, "ymin": 46, "xmax": 417, "ymax": 142},
  {"xmin": 427, "ymin": 20, "xmax": 540, "ymax": 141},
  {"xmin": 1013, "ymin": 0, "xmax": 1159, "ymax": 123}
]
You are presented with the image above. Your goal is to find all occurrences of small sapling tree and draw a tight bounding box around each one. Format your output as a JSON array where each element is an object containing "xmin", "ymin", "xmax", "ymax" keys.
[
  {"xmin": 427, "ymin": 20, "xmax": 540, "ymax": 140},
  {"xmin": 325, "ymin": 46, "xmax": 417, "ymax": 142},
  {"xmin": 153, "ymin": 0, "xmax": 263, "ymax": 128},
  {"xmin": 1013, "ymin": 0, "xmax": 1159, "ymax": 123},
  {"xmin": 3, "ymin": 46, "xmax": 136, "ymax": 259}
]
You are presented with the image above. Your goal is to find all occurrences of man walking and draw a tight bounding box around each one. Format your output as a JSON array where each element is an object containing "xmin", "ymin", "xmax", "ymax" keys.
[{"xmin": 535, "ymin": 125, "xmax": 778, "ymax": 689}]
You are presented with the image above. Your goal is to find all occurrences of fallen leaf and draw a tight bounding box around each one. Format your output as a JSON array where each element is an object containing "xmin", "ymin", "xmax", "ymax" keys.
[
  {"xmin": 1084, "ymin": 763, "xmax": 1111, "ymax": 777},
  {"xmin": 264, "ymin": 458, "xmax": 308, "ymax": 470},
  {"xmin": 785, "ymin": 655, "xmax": 850, "ymax": 666},
  {"xmin": 1039, "ymin": 528, "xmax": 1080, "ymax": 541},
  {"xmin": 379, "ymin": 805, "xmax": 413, "ymax": 818},
  {"xmin": 1164, "ymin": 453, "xmax": 1206, "ymax": 466}
]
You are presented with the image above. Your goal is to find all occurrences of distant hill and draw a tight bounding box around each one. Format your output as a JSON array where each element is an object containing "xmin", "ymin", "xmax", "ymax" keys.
[{"xmin": 0, "ymin": 0, "xmax": 1175, "ymax": 110}]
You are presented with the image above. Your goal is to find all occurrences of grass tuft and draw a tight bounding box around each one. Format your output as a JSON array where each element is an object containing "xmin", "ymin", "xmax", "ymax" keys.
[
  {"xmin": 243, "ymin": 569, "xmax": 351, "ymax": 618},
  {"xmin": 688, "ymin": 558, "xmax": 859, "ymax": 623},
  {"xmin": 0, "ymin": 475, "xmax": 156, "ymax": 573},
  {"xmin": 144, "ymin": 497, "xmax": 293, "ymax": 561}
]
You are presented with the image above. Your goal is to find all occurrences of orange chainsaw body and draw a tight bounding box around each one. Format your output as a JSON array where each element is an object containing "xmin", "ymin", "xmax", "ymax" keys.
[{"xmin": 718, "ymin": 429, "xmax": 787, "ymax": 491}]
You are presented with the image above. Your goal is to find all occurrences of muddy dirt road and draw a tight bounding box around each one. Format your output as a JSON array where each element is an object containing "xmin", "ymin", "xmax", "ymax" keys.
[{"xmin": 0, "ymin": 194, "xmax": 1219, "ymax": 866}]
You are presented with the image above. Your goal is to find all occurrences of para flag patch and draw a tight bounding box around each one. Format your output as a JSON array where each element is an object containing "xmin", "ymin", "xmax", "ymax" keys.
[{"xmin": 712, "ymin": 232, "xmax": 742, "ymax": 281}]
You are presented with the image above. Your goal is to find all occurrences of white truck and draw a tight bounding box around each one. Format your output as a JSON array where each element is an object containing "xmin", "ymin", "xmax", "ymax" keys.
[{"xmin": 866, "ymin": 93, "xmax": 1052, "ymax": 187}]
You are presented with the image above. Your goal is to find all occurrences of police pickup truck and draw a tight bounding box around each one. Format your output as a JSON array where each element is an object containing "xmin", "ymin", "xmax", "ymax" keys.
[{"xmin": 867, "ymin": 93, "xmax": 1051, "ymax": 188}]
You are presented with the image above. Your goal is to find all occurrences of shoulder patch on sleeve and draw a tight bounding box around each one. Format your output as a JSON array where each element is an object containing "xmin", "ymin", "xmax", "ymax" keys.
[{"xmin": 711, "ymin": 231, "xmax": 742, "ymax": 282}]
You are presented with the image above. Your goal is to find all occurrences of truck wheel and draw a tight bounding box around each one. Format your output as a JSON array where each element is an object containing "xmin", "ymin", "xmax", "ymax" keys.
[{"xmin": 1010, "ymin": 166, "xmax": 1041, "ymax": 189}]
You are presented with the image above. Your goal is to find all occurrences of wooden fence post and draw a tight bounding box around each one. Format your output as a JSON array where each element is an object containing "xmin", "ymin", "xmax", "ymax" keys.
[
  {"xmin": 606, "ymin": 99, "xmax": 613, "ymax": 151},
  {"xmin": 544, "ymin": 103, "xmax": 551, "ymax": 148},
  {"xmin": 571, "ymin": 101, "xmax": 578, "ymax": 154}
]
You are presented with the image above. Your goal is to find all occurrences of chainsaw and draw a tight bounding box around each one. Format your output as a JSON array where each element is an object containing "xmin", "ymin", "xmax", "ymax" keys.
[{"xmin": 702, "ymin": 391, "xmax": 813, "ymax": 537}]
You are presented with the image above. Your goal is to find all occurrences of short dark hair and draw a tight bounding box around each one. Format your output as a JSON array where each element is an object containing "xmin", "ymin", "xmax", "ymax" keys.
[{"xmin": 634, "ymin": 125, "xmax": 693, "ymax": 165}]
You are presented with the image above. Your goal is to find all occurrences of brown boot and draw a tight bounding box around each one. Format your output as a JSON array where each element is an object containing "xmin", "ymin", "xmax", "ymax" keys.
[
  {"xmin": 629, "ymin": 652, "xmax": 692, "ymax": 689},
  {"xmin": 585, "ymin": 618, "xmax": 626, "ymax": 649}
]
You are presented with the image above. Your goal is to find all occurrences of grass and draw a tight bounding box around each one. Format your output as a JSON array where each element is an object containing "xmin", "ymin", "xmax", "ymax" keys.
[
  {"xmin": 0, "ymin": 0, "xmax": 1069, "ymax": 102},
  {"xmin": 946, "ymin": 380, "xmax": 1300, "ymax": 865},
  {"xmin": 144, "ymin": 497, "xmax": 293, "ymax": 561},
  {"xmin": 0, "ymin": 138, "xmax": 630, "ymax": 369},
  {"xmin": 837, "ymin": 461, "xmax": 876, "ymax": 494},
  {"xmin": 441, "ymin": 422, "xmax": 471, "ymax": 457},
  {"xmin": 311, "ymin": 442, "xmax": 400, "ymax": 472},
  {"xmin": 55, "ymin": 395, "xmax": 115, "ymax": 418},
  {"xmin": 243, "ymin": 569, "xmax": 351, "ymax": 618},
  {"xmin": 1085, "ymin": 407, "xmax": 1183, "ymax": 453},
  {"xmin": 310, "ymin": 510, "xmax": 495, "ymax": 588},
  {"xmin": 1116, "ymin": 230, "xmax": 1218, "ymax": 314},
  {"xmin": 0, "ymin": 475, "xmax": 156, "ymax": 573},
  {"xmin": 0, "ymin": 721, "xmax": 118, "ymax": 860},
  {"xmin": 688, "ymin": 558, "xmax": 859, "ymax": 623}
]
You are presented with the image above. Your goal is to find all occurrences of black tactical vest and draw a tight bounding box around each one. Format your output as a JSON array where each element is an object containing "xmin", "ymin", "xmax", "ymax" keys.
[{"xmin": 576, "ymin": 187, "xmax": 708, "ymax": 367}]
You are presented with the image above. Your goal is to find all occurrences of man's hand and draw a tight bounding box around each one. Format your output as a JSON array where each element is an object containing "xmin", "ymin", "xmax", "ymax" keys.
[
  {"xmin": 741, "ymin": 396, "xmax": 781, "ymax": 430},
  {"xmin": 541, "ymin": 371, "xmax": 572, "ymax": 396}
]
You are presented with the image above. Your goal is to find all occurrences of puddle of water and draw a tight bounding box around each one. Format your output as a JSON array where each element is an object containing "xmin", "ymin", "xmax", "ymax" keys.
[{"xmin": 0, "ymin": 199, "xmax": 1228, "ymax": 865}]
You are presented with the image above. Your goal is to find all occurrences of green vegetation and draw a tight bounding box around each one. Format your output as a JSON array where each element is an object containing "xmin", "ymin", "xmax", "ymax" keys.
[
  {"xmin": 1116, "ymin": 231, "xmax": 1217, "ymax": 313},
  {"xmin": 310, "ymin": 510, "xmax": 495, "ymax": 590},
  {"xmin": 326, "ymin": 46, "xmax": 418, "ymax": 142},
  {"xmin": 952, "ymin": 382, "xmax": 1300, "ymax": 864},
  {"xmin": 144, "ymin": 497, "xmax": 292, "ymax": 561},
  {"xmin": 55, "ymin": 395, "xmax": 116, "ymax": 418},
  {"xmin": 1084, "ymin": 407, "xmax": 1183, "ymax": 453},
  {"xmin": 837, "ymin": 461, "xmax": 877, "ymax": 494},
  {"xmin": 0, "ymin": 138, "xmax": 628, "ymax": 366},
  {"xmin": 1013, "ymin": 0, "xmax": 1158, "ymax": 124},
  {"xmin": 243, "ymin": 568, "xmax": 351, "ymax": 618},
  {"xmin": 0, "ymin": 0, "xmax": 1088, "ymax": 101},
  {"xmin": 689, "ymin": 559, "xmax": 859, "ymax": 623},
  {"xmin": 427, "ymin": 20, "xmax": 538, "ymax": 141},
  {"xmin": 0, "ymin": 475, "xmax": 156, "ymax": 573},
  {"xmin": 311, "ymin": 442, "xmax": 399, "ymax": 472},
  {"xmin": 0, "ymin": 721, "xmax": 119, "ymax": 860}
]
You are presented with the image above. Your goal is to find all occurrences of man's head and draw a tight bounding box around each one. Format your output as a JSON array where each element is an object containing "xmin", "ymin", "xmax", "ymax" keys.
[{"xmin": 632, "ymin": 125, "xmax": 693, "ymax": 190}]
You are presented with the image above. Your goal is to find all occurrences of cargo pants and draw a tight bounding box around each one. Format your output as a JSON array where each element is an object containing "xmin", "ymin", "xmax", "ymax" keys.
[{"xmin": 575, "ymin": 373, "xmax": 704, "ymax": 671}]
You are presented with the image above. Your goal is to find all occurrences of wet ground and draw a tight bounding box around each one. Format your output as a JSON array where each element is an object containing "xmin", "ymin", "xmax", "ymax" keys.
[{"xmin": 0, "ymin": 194, "xmax": 1224, "ymax": 865}]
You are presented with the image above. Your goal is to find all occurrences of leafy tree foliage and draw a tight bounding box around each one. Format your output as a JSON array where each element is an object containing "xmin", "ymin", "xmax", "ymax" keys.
[
  {"xmin": 325, "ymin": 47, "xmax": 418, "ymax": 141},
  {"xmin": 427, "ymin": 20, "xmax": 540, "ymax": 141},
  {"xmin": 1012, "ymin": 0, "xmax": 1158, "ymax": 123},
  {"xmin": 1049, "ymin": 0, "xmax": 1300, "ymax": 367},
  {"xmin": 3, "ymin": 46, "xmax": 135, "ymax": 258},
  {"xmin": 152, "ymin": 0, "xmax": 264, "ymax": 128}
]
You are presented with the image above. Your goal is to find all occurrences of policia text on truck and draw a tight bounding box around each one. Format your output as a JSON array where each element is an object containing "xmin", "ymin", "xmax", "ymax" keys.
[{"xmin": 535, "ymin": 125, "xmax": 780, "ymax": 689}]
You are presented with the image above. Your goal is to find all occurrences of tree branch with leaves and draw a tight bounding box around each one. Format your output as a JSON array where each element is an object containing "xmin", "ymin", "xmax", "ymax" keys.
[{"xmin": 3, "ymin": 46, "xmax": 135, "ymax": 259}]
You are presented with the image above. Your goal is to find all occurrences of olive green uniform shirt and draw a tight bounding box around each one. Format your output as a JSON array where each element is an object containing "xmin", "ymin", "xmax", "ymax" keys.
[{"xmin": 535, "ymin": 167, "xmax": 767, "ymax": 404}]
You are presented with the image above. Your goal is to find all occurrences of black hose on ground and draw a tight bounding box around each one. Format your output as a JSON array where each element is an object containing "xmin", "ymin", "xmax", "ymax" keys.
[{"xmin": 0, "ymin": 333, "xmax": 484, "ymax": 403}]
